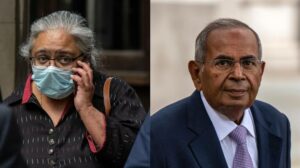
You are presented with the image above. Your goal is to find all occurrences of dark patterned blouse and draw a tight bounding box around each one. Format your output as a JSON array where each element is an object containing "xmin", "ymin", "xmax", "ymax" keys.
[{"xmin": 4, "ymin": 71, "xmax": 146, "ymax": 168}]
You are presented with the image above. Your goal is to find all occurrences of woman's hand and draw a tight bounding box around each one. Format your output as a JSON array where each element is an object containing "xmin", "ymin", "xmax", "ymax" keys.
[{"xmin": 71, "ymin": 60, "xmax": 95, "ymax": 113}]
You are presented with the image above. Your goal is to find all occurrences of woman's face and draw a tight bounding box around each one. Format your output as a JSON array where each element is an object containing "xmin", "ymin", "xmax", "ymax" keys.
[{"xmin": 31, "ymin": 29, "xmax": 82, "ymax": 70}]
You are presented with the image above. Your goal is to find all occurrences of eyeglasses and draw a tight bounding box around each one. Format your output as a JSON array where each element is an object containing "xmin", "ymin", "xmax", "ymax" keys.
[
  {"xmin": 201, "ymin": 57, "xmax": 263, "ymax": 72},
  {"xmin": 29, "ymin": 53, "xmax": 85, "ymax": 68}
]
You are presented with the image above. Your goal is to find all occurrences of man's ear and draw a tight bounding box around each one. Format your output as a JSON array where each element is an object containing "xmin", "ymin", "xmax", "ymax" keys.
[
  {"xmin": 260, "ymin": 61, "xmax": 265, "ymax": 76},
  {"xmin": 188, "ymin": 60, "xmax": 202, "ymax": 91}
]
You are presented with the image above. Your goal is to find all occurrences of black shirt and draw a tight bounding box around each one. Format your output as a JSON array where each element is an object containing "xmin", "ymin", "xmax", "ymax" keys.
[{"xmin": 4, "ymin": 71, "xmax": 146, "ymax": 168}]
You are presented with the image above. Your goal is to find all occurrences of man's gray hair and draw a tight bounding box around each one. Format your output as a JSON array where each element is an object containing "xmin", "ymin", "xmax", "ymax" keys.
[
  {"xmin": 195, "ymin": 18, "xmax": 262, "ymax": 62},
  {"xmin": 20, "ymin": 10, "xmax": 99, "ymax": 68}
]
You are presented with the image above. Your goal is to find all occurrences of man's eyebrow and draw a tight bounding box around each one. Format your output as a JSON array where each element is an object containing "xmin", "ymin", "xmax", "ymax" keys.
[
  {"xmin": 240, "ymin": 55, "xmax": 257, "ymax": 59},
  {"xmin": 214, "ymin": 55, "xmax": 258, "ymax": 60},
  {"xmin": 214, "ymin": 55, "xmax": 234, "ymax": 60}
]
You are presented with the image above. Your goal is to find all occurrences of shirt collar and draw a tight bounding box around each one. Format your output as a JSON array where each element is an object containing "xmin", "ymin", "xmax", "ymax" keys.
[
  {"xmin": 200, "ymin": 91, "xmax": 256, "ymax": 141},
  {"xmin": 21, "ymin": 74, "xmax": 72, "ymax": 120},
  {"xmin": 22, "ymin": 74, "xmax": 33, "ymax": 104}
]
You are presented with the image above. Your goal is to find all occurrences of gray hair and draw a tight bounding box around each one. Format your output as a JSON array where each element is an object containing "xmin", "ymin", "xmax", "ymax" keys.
[
  {"xmin": 20, "ymin": 10, "xmax": 99, "ymax": 68},
  {"xmin": 195, "ymin": 18, "xmax": 262, "ymax": 62}
]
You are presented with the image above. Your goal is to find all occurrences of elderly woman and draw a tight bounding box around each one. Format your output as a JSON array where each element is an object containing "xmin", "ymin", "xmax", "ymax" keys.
[{"xmin": 4, "ymin": 11, "xmax": 146, "ymax": 168}]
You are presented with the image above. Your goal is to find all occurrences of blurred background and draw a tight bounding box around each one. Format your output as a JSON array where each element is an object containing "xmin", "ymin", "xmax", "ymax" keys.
[
  {"xmin": 151, "ymin": 0, "xmax": 300, "ymax": 167},
  {"xmin": 0, "ymin": 0, "xmax": 150, "ymax": 111}
]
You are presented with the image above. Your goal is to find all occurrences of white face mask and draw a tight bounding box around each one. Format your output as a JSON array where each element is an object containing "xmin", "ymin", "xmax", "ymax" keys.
[{"xmin": 32, "ymin": 66, "xmax": 74, "ymax": 99}]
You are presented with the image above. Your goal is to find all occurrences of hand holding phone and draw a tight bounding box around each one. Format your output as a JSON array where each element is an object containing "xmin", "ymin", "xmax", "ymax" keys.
[{"xmin": 71, "ymin": 60, "xmax": 95, "ymax": 113}]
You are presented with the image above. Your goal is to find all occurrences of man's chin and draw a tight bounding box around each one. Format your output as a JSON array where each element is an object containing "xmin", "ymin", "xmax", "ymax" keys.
[{"xmin": 219, "ymin": 101, "xmax": 250, "ymax": 112}]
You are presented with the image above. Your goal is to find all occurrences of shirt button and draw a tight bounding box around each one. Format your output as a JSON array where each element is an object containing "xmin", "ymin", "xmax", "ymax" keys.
[
  {"xmin": 49, "ymin": 159, "xmax": 56, "ymax": 166},
  {"xmin": 48, "ymin": 148, "xmax": 54, "ymax": 155},
  {"xmin": 49, "ymin": 128, "xmax": 54, "ymax": 135},
  {"xmin": 49, "ymin": 139, "xmax": 55, "ymax": 145}
]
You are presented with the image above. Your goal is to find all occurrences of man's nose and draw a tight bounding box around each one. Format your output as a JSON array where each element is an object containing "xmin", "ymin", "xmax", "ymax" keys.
[{"xmin": 230, "ymin": 62, "xmax": 245, "ymax": 80}]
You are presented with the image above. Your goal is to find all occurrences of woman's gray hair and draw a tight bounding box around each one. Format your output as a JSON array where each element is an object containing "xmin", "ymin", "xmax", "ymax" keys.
[
  {"xmin": 20, "ymin": 10, "xmax": 99, "ymax": 68},
  {"xmin": 195, "ymin": 18, "xmax": 262, "ymax": 62}
]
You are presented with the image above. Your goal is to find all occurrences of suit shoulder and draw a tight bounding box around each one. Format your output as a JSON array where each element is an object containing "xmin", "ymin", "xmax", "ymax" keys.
[
  {"xmin": 253, "ymin": 100, "xmax": 289, "ymax": 124},
  {"xmin": 0, "ymin": 104, "xmax": 13, "ymax": 119},
  {"xmin": 151, "ymin": 96, "xmax": 190, "ymax": 130},
  {"xmin": 254, "ymin": 100, "xmax": 285, "ymax": 116}
]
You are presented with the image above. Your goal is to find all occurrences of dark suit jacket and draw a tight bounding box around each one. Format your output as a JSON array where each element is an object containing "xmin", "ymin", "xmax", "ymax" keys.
[
  {"xmin": 151, "ymin": 91, "xmax": 291, "ymax": 168},
  {"xmin": 124, "ymin": 115, "xmax": 150, "ymax": 168},
  {"xmin": 0, "ymin": 104, "xmax": 25, "ymax": 168}
]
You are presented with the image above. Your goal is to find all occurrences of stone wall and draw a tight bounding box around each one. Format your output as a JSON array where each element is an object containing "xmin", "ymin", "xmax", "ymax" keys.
[{"xmin": 0, "ymin": 0, "xmax": 16, "ymax": 99}]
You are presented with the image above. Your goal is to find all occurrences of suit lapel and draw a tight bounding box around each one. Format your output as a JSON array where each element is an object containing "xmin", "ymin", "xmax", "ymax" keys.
[
  {"xmin": 185, "ymin": 92, "xmax": 284, "ymax": 168},
  {"xmin": 186, "ymin": 91, "xmax": 228, "ymax": 168},
  {"xmin": 251, "ymin": 103, "xmax": 283, "ymax": 168}
]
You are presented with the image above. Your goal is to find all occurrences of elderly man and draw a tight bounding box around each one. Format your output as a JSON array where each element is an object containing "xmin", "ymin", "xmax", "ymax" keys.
[
  {"xmin": 4, "ymin": 11, "xmax": 146, "ymax": 168},
  {"xmin": 151, "ymin": 18, "xmax": 290, "ymax": 168}
]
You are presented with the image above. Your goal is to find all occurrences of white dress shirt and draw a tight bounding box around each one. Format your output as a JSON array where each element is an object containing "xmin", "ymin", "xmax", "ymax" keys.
[{"xmin": 200, "ymin": 91, "xmax": 258, "ymax": 168}]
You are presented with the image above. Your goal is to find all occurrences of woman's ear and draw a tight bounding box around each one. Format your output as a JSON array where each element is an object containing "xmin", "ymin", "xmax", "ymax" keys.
[{"xmin": 188, "ymin": 60, "xmax": 202, "ymax": 91}]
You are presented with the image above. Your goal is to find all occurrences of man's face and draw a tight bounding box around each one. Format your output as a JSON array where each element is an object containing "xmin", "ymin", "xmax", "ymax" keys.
[{"xmin": 200, "ymin": 28, "xmax": 265, "ymax": 117}]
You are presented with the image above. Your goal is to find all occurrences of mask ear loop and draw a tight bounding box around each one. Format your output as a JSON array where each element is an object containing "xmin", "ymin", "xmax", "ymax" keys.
[
  {"xmin": 82, "ymin": 54, "xmax": 90, "ymax": 64},
  {"xmin": 32, "ymin": 81, "xmax": 44, "ymax": 108},
  {"xmin": 29, "ymin": 58, "xmax": 44, "ymax": 107}
]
